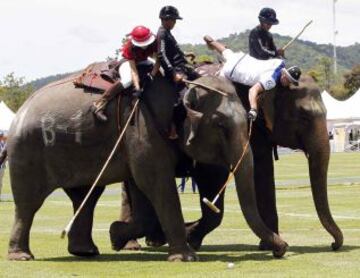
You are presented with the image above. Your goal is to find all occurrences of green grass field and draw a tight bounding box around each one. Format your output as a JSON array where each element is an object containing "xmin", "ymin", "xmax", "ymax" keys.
[{"xmin": 0, "ymin": 152, "xmax": 359, "ymax": 277}]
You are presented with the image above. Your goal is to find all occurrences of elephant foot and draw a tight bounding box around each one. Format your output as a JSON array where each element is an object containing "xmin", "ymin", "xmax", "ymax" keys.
[
  {"xmin": 109, "ymin": 221, "xmax": 130, "ymax": 251},
  {"xmin": 8, "ymin": 250, "xmax": 34, "ymax": 261},
  {"xmin": 187, "ymin": 234, "xmax": 203, "ymax": 251},
  {"xmin": 123, "ymin": 239, "xmax": 141, "ymax": 251},
  {"xmin": 168, "ymin": 248, "xmax": 198, "ymax": 262},
  {"xmin": 258, "ymin": 239, "xmax": 272, "ymax": 251},
  {"xmin": 68, "ymin": 245, "xmax": 100, "ymax": 257},
  {"xmin": 145, "ymin": 236, "xmax": 167, "ymax": 248},
  {"xmin": 185, "ymin": 221, "xmax": 203, "ymax": 251},
  {"xmin": 168, "ymin": 244, "xmax": 198, "ymax": 262},
  {"xmin": 272, "ymin": 241, "xmax": 288, "ymax": 258}
]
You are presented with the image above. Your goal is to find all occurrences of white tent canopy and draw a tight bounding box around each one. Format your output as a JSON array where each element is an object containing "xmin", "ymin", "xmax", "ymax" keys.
[
  {"xmin": 0, "ymin": 101, "xmax": 15, "ymax": 133},
  {"xmin": 321, "ymin": 89, "xmax": 360, "ymax": 120}
]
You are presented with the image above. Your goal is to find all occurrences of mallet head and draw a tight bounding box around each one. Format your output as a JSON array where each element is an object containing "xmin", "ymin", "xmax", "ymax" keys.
[{"xmin": 202, "ymin": 197, "xmax": 221, "ymax": 213}]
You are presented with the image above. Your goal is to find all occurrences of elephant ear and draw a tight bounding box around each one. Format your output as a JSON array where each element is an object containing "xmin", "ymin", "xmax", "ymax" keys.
[
  {"xmin": 259, "ymin": 89, "xmax": 276, "ymax": 132},
  {"xmin": 183, "ymin": 86, "xmax": 204, "ymax": 145}
]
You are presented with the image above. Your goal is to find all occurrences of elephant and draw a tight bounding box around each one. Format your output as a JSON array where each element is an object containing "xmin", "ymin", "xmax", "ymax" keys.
[
  {"xmin": 4, "ymin": 72, "xmax": 288, "ymax": 261},
  {"xmin": 115, "ymin": 74, "xmax": 343, "ymax": 253}
]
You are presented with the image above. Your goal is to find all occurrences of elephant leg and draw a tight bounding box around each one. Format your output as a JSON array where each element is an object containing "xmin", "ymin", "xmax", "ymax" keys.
[
  {"xmin": 131, "ymin": 164, "xmax": 196, "ymax": 261},
  {"xmin": 8, "ymin": 203, "xmax": 44, "ymax": 260},
  {"xmin": 144, "ymin": 219, "xmax": 167, "ymax": 248},
  {"xmin": 110, "ymin": 178, "xmax": 160, "ymax": 251},
  {"xmin": 186, "ymin": 163, "xmax": 229, "ymax": 250},
  {"xmin": 8, "ymin": 171, "xmax": 49, "ymax": 260},
  {"xmin": 118, "ymin": 182, "xmax": 142, "ymax": 250},
  {"xmin": 64, "ymin": 186, "xmax": 105, "ymax": 256},
  {"xmin": 251, "ymin": 124, "xmax": 278, "ymax": 249}
]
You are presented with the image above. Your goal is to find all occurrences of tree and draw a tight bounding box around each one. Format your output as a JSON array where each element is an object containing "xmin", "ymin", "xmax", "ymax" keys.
[
  {"xmin": 0, "ymin": 73, "xmax": 34, "ymax": 111},
  {"xmin": 343, "ymin": 64, "xmax": 360, "ymax": 95},
  {"xmin": 307, "ymin": 57, "xmax": 333, "ymax": 91}
]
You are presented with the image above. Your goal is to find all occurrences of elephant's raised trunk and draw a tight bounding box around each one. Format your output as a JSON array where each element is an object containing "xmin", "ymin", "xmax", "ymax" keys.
[
  {"xmin": 304, "ymin": 118, "xmax": 343, "ymax": 250},
  {"xmin": 232, "ymin": 143, "xmax": 288, "ymax": 257}
]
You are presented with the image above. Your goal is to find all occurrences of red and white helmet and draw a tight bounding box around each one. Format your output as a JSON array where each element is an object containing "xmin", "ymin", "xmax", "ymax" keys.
[{"xmin": 129, "ymin": 25, "xmax": 155, "ymax": 47}]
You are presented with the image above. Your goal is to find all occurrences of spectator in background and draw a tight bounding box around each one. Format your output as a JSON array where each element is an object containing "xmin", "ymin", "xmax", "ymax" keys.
[
  {"xmin": 249, "ymin": 7, "xmax": 284, "ymax": 60},
  {"xmin": 0, "ymin": 132, "xmax": 6, "ymax": 200},
  {"xmin": 178, "ymin": 177, "xmax": 197, "ymax": 193}
]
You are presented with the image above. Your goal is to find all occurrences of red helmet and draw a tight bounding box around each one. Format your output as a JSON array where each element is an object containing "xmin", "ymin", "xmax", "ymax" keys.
[{"xmin": 130, "ymin": 25, "xmax": 155, "ymax": 47}]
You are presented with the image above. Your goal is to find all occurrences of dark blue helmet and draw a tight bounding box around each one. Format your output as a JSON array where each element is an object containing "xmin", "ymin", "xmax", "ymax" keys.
[
  {"xmin": 258, "ymin": 7, "xmax": 279, "ymax": 25},
  {"xmin": 159, "ymin": 6, "xmax": 182, "ymax": 20},
  {"xmin": 284, "ymin": 66, "xmax": 302, "ymax": 86}
]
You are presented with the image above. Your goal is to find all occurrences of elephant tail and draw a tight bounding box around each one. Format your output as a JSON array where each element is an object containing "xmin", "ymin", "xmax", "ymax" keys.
[{"xmin": 0, "ymin": 146, "xmax": 7, "ymax": 167}]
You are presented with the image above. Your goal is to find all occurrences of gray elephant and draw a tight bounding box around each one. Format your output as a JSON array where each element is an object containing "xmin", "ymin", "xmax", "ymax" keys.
[
  {"xmin": 4, "ymin": 73, "xmax": 287, "ymax": 261},
  {"xmin": 115, "ymin": 75, "xmax": 343, "ymax": 253}
]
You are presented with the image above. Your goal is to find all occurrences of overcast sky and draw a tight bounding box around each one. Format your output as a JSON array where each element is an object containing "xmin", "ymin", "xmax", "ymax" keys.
[{"xmin": 1, "ymin": 0, "xmax": 359, "ymax": 81}]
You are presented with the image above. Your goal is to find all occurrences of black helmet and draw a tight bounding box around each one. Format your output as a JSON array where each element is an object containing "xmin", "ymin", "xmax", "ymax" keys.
[
  {"xmin": 258, "ymin": 7, "xmax": 279, "ymax": 25},
  {"xmin": 159, "ymin": 6, "xmax": 182, "ymax": 20},
  {"xmin": 284, "ymin": 66, "xmax": 301, "ymax": 86}
]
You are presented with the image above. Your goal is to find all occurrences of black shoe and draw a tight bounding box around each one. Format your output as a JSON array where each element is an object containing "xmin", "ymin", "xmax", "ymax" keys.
[
  {"xmin": 91, "ymin": 104, "xmax": 108, "ymax": 122},
  {"xmin": 133, "ymin": 89, "xmax": 143, "ymax": 99},
  {"xmin": 95, "ymin": 111, "xmax": 108, "ymax": 122}
]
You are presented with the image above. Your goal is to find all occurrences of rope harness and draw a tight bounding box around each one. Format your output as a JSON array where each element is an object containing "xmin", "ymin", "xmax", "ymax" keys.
[
  {"xmin": 61, "ymin": 79, "xmax": 246, "ymax": 236},
  {"xmin": 61, "ymin": 99, "xmax": 140, "ymax": 238}
]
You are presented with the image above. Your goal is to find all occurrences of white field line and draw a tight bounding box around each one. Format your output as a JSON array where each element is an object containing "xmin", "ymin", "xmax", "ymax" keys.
[
  {"xmin": 282, "ymin": 212, "xmax": 360, "ymax": 220},
  {"xmin": 1, "ymin": 227, "xmax": 360, "ymax": 235},
  {"xmin": 48, "ymin": 201, "xmax": 360, "ymax": 220}
]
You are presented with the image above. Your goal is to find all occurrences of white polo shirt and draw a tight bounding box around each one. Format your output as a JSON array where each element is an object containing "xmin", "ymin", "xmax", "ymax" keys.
[{"xmin": 220, "ymin": 49, "xmax": 285, "ymax": 90}]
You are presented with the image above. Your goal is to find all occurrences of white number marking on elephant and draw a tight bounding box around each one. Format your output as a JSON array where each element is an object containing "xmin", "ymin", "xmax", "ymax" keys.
[
  {"xmin": 70, "ymin": 110, "xmax": 83, "ymax": 144},
  {"xmin": 41, "ymin": 114, "xmax": 56, "ymax": 146},
  {"xmin": 40, "ymin": 110, "xmax": 83, "ymax": 146}
]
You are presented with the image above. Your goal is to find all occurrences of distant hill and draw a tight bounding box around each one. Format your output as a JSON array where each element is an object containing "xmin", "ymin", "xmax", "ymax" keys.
[
  {"xmin": 182, "ymin": 30, "xmax": 360, "ymax": 72},
  {"xmin": 27, "ymin": 30, "xmax": 360, "ymax": 91},
  {"xmin": 28, "ymin": 72, "xmax": 74, "ymax": 91}
]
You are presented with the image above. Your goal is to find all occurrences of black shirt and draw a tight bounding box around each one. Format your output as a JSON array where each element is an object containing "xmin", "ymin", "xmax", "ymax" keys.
[
  {"xmin": 156, "ymin": 26, "xmax": 187, "ymax": 78},
  {"xmin": 249, "ymin": 25, "xmax": 278, "ymax": 60}
]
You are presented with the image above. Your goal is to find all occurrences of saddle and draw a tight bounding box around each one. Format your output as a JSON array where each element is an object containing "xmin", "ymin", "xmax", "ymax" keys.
[
  {"xmin": 194, "ymin": 61, "xmax": 223, "ymax": 77},
  {"xmin": 73, "ymin": 60, "xmax": 121, "ymax": 92}
]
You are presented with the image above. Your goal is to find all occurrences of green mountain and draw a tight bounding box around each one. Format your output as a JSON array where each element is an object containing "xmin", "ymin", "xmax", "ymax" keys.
[
  {"xmin": 27, "ymin": 30, "xmax": 360, "ymax": 91},
  {"xmin": 182, "ymin": 30, "xmax": 360, "ymax": 72}
]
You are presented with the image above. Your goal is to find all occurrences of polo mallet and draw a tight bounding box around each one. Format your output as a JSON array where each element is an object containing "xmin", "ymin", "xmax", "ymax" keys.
[
  {"xmin": 282, "ymin": 20, "xmax": 313, "ymax": 50},
  {"xmin": 61, "ymin": 99, "xmax": 140, "ymax": 238},
  {"xmin": 202, "ymin": 121, "xmax": 253, "ymax": 213},
  {"xmin": 183, "ymin": 79, "xmax": 229, "ymax": 97}
]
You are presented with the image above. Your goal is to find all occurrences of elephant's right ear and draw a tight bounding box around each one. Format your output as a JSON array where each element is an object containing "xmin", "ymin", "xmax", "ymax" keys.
[{"xmin": 183, "ymin": 86, "xmax": 204, "ymax": 145}]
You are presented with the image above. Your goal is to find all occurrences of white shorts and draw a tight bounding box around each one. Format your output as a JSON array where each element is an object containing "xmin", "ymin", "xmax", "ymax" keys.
[
  {"xmin": 118, "ymin": 59, "xmax": 155, "ymax": 89},
  {"xmin": 220, "ymin": 49, "xmax": 247, "ymax": 79}
]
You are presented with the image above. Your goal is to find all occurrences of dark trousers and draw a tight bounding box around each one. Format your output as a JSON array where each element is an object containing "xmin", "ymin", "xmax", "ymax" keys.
[{"xmin": 178, "ymin": 177, "xmax": 197, "ymax": 193}]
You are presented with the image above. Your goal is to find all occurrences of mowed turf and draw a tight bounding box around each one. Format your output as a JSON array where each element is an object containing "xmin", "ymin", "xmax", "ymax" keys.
[{"xmin": 0, "ymin": 152, "xmax": 359, "ymax": 277}]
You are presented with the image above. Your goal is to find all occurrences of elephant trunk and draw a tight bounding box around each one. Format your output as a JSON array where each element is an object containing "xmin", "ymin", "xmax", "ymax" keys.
[
  {"xmin": 232, "ymin": 143, "xmax": 288, "ymax": 257},
  {"xmin": 304, "ymin": 119, "xmax": 343, "ymax": 250}
]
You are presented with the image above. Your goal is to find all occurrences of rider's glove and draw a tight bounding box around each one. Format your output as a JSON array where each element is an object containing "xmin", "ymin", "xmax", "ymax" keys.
[{"xmin": 248, "ymin": 108, "xmax": 258, "ymax": 121}]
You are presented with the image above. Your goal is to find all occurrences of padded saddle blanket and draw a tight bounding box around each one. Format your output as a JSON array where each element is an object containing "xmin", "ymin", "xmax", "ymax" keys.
[
  {"xmin": 73, "ymin": 60, "xmax": 121, "ymax": 92},
  {"xmin": 195, "ymin": 61, "xmax": 223, "ymax": 77}
]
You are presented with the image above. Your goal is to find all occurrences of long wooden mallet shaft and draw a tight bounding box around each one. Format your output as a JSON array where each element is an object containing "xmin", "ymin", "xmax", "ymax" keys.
[
  {"xmin": 282, "ymin": 20, "xmax": 313, "ymax": 50},
  {"xmin": 61, "ymin": 99, "xmax": 140, "ymax": 238},
  {"xmin": 183, "ymin": 79, "xmax": 228, "ymax": 97},
  {"xmin": 202, "ymin": 121, "xmax": 253, "ymax": 213}
]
